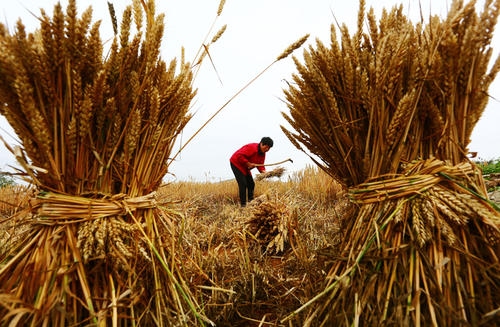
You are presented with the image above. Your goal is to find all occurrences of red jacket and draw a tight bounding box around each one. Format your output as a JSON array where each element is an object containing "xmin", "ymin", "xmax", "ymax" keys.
[{"xmin": 230, "ymin": 143, "xmax": 266, "ymax": 176}]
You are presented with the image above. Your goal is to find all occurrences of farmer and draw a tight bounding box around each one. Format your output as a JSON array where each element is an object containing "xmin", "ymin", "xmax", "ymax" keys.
[{"xmin": 230, "ymin": 137, "xmax": 273, "ymax": 207}]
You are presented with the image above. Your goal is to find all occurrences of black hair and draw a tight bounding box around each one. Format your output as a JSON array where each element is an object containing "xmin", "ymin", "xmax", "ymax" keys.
[{"xmin": 260, "ymin": 137, "xmax": 273, "ymax": 147}]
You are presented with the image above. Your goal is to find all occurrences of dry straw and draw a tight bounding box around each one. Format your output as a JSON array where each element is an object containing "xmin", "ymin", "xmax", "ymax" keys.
[
  {"xmin": 0, "ymin": 0, "xmax": 210, "ymax": 325},
  {"xmin": 281, "ymin": 0, "xmax": 500, "ymax": 325}
]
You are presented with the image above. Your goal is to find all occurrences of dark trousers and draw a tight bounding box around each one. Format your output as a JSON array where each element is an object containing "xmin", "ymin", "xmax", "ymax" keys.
[{"xmin": 231, "ymin": 162, "xmax": 255, "ymax": 206}]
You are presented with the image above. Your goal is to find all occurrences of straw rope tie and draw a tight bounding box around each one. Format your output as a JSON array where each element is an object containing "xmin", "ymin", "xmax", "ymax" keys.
[
  {"xmin": 35, "ymin": 191, "xmax": 158, "ymax": 222},
  {"xmin": 349, "ymin": 158, "xmax": 478, "ymax": 204}
]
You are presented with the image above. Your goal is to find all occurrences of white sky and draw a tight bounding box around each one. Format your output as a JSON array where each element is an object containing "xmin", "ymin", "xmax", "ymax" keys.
[{"xmin": 1, "ymin": 0, "xmax": 499, "ymax": 183}]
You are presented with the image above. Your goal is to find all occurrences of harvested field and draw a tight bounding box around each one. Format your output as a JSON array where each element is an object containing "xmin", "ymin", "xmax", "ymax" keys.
[
  {"xmin": 0, "ymin": 166, "xmax": 498, "ymax": 325},
  {"xmin": 1, "ymin": 166, "xmax": 354, "ymax": 325}
]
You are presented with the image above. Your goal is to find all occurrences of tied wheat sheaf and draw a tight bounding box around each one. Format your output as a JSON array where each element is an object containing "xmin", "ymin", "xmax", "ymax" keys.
[
  {"xmin": 282, "ymin": 0, "xmax": 500, "ymax": 325},
  {"xmin": 245, "ymin": 194, "xmax": 297, "ymax": 253},
  {"xmin": 0, "ymin": 0, "xmax": 211, "ymax": 325}
]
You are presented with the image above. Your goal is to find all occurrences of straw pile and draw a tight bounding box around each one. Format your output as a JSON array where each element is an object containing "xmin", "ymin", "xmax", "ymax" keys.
[
  {"xmin": 282, "ymin": 0, "xmax": 500, "ymax": 325},
  {"xmin": 484, "ymin": 173, "xmax": 500, "ymax": 189},
  {"xmin": 0, "ymin": 0, "xmax": 209, "ymax": 325},
  {"xmin": 0, "ymin": 185, "xmax": 31, "ymax": 217}
]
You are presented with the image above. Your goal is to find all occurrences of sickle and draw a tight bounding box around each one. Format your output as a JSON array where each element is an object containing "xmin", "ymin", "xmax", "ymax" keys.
[{"xmin": 254, "ymin": 158, "xmax": 293, "ymax": 167}]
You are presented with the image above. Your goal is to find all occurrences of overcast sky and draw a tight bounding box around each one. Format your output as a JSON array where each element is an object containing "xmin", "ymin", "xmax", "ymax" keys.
[{"xmin": 1, "ymin": 0, "xmax": 499, "ymax": 182}]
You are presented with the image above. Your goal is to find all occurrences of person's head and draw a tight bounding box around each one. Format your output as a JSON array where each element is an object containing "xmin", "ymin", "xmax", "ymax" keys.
[{"xmin": 259, "ymin": 137, "xmax": 273, "ymax": 153}]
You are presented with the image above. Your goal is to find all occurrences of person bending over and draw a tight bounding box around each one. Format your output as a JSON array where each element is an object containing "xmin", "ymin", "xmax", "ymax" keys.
[{"xmin": 230, "ymin": 137, "xmax": 273, "ymax": 207}]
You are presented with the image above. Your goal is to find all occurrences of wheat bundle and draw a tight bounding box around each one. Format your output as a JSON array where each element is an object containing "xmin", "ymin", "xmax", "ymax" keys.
[
  {"xmin": 255, "ymin": 167, "xmax": 286, "ymax": 181},
  {"xmin": 281, "ymin": 0, "xmax": 500, "ymax": 325},
  {"xmin": 0, "ymin": 0, "xmax": 211, "ymax": 325},
  {"xmin": 246, "ymin": 194, "xmax": 297, "ymax": 253}
]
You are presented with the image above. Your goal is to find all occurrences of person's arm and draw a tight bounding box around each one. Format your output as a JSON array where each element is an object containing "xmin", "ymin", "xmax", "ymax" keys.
[
  {"xmin": 235, "ymin": 153, "xmax": 250, "ymax": 168},
  {"xmin": 235, "ymin": 144, "xmax": 255, "ymax": 169}
]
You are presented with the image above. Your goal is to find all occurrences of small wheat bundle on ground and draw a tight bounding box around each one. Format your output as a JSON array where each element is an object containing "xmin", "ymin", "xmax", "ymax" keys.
[
  {"xmin": 281, "ymin": 0, "xmax": 500, "ymax": 325},
  {"xmin": 245, "ymin": 194, "xmax": 297, "ymax": 253},
  {"xmin": 0, "ymin": 0, "xmax": 211, "ymax": 325}
]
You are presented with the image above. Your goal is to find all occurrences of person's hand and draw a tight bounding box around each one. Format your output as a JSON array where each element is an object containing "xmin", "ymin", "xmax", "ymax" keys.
[{"xmin": 247, "ymin": 162, "xmax": 256, "ymax": 169}]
